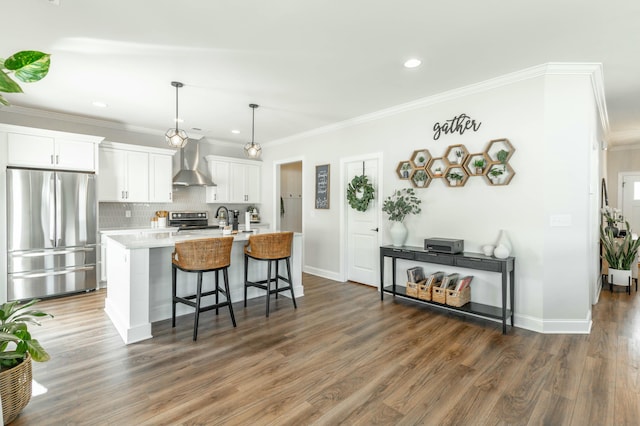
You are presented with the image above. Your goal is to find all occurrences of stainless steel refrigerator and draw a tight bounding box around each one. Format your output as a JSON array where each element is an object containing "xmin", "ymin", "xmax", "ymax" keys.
[{"xmin": 6, "ymin": 168, "xmax": 97, "ymax": 300}]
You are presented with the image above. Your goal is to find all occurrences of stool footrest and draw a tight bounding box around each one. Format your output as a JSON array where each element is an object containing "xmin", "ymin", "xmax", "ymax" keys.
[{"xmin": 245, "ymin": 276, "xmax": 292, "ymax": 293}]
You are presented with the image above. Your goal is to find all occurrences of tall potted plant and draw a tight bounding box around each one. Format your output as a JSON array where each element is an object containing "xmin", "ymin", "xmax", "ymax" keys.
[
  {"xmin": 382, "ymin": 188, "xmax": 422, "ymax": 247},
  {"xmin": 601, "ymin": 222, "xmax": 640, "ymax": 291},
  {"xmin": 0, "ymin": 299, "xmax": 52, "ymax": 424}
]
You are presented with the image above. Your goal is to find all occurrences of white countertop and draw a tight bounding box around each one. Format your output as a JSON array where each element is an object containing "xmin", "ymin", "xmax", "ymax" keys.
[
  {"xmin": 100, "ymin": 227, "xmax": 180, "ymax": 234},
  {"xmin": 106, "ymin": 229, "xmax": 293, "ymax": 250}
]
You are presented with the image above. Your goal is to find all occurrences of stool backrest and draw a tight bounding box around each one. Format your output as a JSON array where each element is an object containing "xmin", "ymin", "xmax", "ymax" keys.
[
  {"xmin": 172, "ymin": 237, "xmax": 234, "ymax": 270},
  {"xmin": 245, "ymin": 232, "xmax": 294, "ymax": 260}
]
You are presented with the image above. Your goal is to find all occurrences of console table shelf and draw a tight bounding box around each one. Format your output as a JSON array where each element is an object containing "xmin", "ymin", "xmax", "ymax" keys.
[{"xmin": 380, "ymin": 245, "xmax": 515, "ymax": 334}]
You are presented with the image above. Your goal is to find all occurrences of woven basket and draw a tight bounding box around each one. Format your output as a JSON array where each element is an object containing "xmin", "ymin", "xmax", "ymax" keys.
[
  {"xmin": 432, "ymin": 286, "xmax": 447, "ymax": 304},
  {"xmin": 172, "ymin": 237, "xmax": 234, "ymax": 271},
  {"xmin": 0, "ymin": 353, "xmax": 32, "ymax": 425},
  {"xmin": 244, "ymin": 232, "xmax": 294, "ymax": 260},
  {"xmin": 406, "ymin": 280, "xmax": 425, "ymax": 298},
  {"xmin": 446, "ymin": 286, "xmax": 471, "ymax": 307},
  {"xmin": 417, "ymin": 280, "xmax": 435, "ymax": 301}
]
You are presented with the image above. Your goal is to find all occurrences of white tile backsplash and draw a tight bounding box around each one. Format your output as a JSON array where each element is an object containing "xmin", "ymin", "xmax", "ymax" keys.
[{"xmin": 99, "ymin": 186, "xmax": 251, "ymax": 229}]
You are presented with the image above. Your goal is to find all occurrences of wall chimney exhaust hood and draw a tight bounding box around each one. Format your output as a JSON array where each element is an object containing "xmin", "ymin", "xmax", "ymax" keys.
[{"xmin": 172, "ymin": 141, "xmax": 215, "ymax": 187}]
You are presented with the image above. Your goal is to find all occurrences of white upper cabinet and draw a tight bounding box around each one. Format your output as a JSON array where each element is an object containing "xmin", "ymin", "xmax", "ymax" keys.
[
  {"xmin": 3, "ymin": 125, "xmax": 102, "ymax": 172},
  {"xmin": 230, "ymin": 162, "xmax": 260, "ymax": 203},
  {"xmin": 149, "ymin": 153, "xmax": 173, "ymax": 203},
  {"xmin": 205, "ymin": 159, "xmax": 230, "ymax": 203},
  {"xmin": 98, "ymin": 141, "xmax": 175, "ymax": 203},
  {"xmin": 205, "ymin": 155, "xmax": 261, "ymax": 204}
]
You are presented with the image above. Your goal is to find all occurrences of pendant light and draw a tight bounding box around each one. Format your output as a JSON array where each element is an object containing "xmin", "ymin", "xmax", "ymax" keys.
[
  {"xmin": 165, "ymin": 81, "xmax": 189, "ymax": 148},
  {"xmin": 244, "ymin": 103, "xmax": 262, "ymax": 158}
]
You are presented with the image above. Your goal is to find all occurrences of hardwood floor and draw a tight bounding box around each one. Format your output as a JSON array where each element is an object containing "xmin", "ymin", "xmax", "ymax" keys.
[{"xmin": 11, "ymin": 275, "xmax": 640, "ymax": 425}]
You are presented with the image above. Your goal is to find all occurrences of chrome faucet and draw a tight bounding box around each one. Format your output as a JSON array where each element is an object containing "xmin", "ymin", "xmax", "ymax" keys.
[{"xmin": 215, "ymin": 206, "xmax": 229, "ymax": 226}]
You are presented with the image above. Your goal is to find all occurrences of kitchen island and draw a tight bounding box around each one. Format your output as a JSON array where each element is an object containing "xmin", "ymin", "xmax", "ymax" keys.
[{"xmin": 104, "ymin": 230, "xmax": 303, "ymax": 344}]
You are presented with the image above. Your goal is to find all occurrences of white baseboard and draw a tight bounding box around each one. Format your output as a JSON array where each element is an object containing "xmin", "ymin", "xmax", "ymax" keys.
[{"xmin": 303, "ymin": 266, "xmax": 342, "ymax": 282}]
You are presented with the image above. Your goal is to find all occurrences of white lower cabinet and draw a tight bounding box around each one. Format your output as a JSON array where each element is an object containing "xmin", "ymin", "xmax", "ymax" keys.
[
  {"xmin": 205, "ymin": 155, "xmax": 261, "ymax": 204},
  {"xmin": 98, "ymin": 141, "xmax": 175, "ymax": 203}
]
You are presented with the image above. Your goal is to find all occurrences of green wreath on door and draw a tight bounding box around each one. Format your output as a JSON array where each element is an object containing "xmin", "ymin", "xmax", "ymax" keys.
[{"xmin": 347, "ymin": 175, "xmax": 375, "ymax": 212}]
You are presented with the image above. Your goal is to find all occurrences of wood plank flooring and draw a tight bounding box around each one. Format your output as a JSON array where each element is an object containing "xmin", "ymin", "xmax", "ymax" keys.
[{"xmin": 10, "ymin": 275, "xmax": 640, "ymax": 425}]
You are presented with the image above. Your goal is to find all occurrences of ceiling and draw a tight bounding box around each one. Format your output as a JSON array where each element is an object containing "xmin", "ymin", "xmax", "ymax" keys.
[{"xmin": 3, "ymin": 0, "xmax": 639, "ymax": 148}]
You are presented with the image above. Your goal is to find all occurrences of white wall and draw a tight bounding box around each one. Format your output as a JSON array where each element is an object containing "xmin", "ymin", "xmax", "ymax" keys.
[
  {"xmin": 0, "ymin": 64, "xmax": 605, "ymax": 333},
  {"xmin": 259, "ymin": 64, "xmax": 605, "ymax": 333}
]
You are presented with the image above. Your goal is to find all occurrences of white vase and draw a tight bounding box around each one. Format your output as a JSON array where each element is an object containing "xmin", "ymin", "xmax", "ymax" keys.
[
  {"xmin": 389, "ymin": 221, "xmax": 408, "ymax": 247},
  {"xmin": 493, "ymin": 230, "xmax": 511, "ymax": 259},
  {"xmin": 609, "ymin": 268, "xmax": 632, "ymax": 286}
]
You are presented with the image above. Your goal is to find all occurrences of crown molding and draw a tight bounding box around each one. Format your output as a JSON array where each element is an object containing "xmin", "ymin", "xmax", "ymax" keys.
[
  {"xmin": 0, "ymin": 105, "xmax": 205, "ymax": 140},
  {"xmin": 268, "ymin": 63, "xmax": 610, "ymax": 147}
]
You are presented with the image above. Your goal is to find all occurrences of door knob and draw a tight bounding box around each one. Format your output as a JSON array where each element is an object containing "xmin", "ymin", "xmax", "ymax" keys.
[{"xmin": 371, "ymin": 227, "xmax": 379, "ymax": 232}]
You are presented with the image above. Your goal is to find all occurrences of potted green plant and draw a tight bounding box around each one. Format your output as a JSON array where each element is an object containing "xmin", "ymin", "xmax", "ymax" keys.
[
  {"xmin": 382, "ymin": 188, "xmax": 422, "ymax": 247},
  {"xmin": 0, "ymin": 299, "xmax": 53, "ymax": 424},
  {"xmin": 434, "ymin": 166, "xmax": 443, "ymax": 177},
  {"xmin": 496, "ymin": 149, "xmax": 509, "ymax": 165},
  {"xmin": 1, "ymin": 51, "xmax": 51, "ymax": 106},
  {"xmin": 417, "ymin": 155, "xmax": 425, "ymax": 166},
  {"xmin": 400, "ymin": 162, "xmax": 411, "ymax": 178},
  {"xmin": 455, "ymin": 149, "xmax": 463, "ymax": 164},
  {"xmin": 413, "ymin": 170, "xmax": 427, "ymax": 187},
  {"xmin": 601, "ymin": 222, "xmax": 640, "ymax": 290},
  {"xmin": 447, "ymin": 171, "xmax": 464, "ymax": 186},
  {"xmin": 472, "ymin": 158, "xmax": 485, "ymax": 174},
  {"xmin": 489, "ymin": 167, "xmax": 504, "ymax": 184}
]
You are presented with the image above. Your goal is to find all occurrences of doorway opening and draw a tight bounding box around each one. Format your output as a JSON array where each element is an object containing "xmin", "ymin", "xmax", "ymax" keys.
[{"xmin": 277, "ymin": 160, "xmax": 303, "ymax": 233}]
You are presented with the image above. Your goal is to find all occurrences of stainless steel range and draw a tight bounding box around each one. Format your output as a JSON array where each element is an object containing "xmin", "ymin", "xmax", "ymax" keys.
[{"xmin": 168, "ymin": 211, "xmax": 219, "ymax": 231}]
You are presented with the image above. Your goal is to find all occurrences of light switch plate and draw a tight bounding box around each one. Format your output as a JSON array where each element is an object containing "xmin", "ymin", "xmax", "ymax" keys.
[{"xmin": 550, "ymin": 214, "xmax": 571, "ymax": 227}]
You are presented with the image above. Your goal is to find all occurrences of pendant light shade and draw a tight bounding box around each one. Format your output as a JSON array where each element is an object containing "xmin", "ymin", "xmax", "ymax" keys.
[
  {"xmin": 165, "ymin": 81, "xmax": 189, "ymax": 148},
  {"xmin": 244, "ymin": 103, "xmax": 262, "ymax": 158}
]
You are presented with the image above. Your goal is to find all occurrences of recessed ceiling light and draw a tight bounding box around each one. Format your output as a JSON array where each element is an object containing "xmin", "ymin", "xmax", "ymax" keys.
[
  {"xmin": 404, "ymin": 58, "xmax": 422, "ymax": 69},
  {"xmin": 92, "ymin": 101, "xmax": 108, "ymax": 108},
  {"xmin": 231, "ymin": 129, "xmax": 240, "ymax": 134}
]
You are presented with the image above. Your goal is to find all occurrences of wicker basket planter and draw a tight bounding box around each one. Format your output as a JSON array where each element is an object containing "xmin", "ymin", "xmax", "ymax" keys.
[{"xmin": 0, "ymin": 353, "xmax": 32, "ymax": 424}]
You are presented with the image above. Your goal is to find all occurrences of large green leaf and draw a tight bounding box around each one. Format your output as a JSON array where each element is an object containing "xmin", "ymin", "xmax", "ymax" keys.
[
  {"xmin": 0, "ymin": 70, "xmax": 23, "ymax": 93},
  {"xmin": 4, "ymin": 51, "xmax": 51, "ymax": 83},
  {"xmin": 26, "ymin": 339, "xmax": 49, "ymax": 362}
]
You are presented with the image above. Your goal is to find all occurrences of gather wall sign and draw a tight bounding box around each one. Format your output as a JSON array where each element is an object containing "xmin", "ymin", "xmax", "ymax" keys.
[{"xmin": 432, "ymin": 113, "xmax": 482, "ymax": 140}]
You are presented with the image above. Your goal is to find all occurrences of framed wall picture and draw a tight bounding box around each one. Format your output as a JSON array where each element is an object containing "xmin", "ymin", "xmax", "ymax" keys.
[{"xmin": 315, "ymin": 164, "xmax": 330, "ymax": 209}]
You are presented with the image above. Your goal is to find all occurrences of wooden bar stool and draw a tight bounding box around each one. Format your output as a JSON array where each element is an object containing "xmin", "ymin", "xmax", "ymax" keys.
[
  {"xmin": 172, "ymin": 237, "xmax": 236, "ymax": 340},
  {"xmin": 243, "ymin": 232, "xmax": 297, "ymax": 317}
]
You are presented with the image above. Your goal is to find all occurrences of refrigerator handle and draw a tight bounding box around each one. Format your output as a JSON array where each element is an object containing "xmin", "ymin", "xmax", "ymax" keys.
[
  {"xmin": 55, "ymin": 174, "xmax": 62, "ymax": 247},
  {"xmin": 48, "ymin": 174, "xmax": 56, "ymax": 245}
]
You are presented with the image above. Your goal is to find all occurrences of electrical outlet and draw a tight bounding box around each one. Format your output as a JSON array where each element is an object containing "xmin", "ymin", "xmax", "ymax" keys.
[{"xmin": 125, "ymin": 210, "xmax": 131, "ymax": 218}]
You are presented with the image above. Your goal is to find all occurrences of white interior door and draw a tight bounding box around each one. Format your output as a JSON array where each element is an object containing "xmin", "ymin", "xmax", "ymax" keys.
[
  {"xmin": 346, "ymin": 158, "xmax": 380, "ymax": 286},
  {"xmin": 621, "ymin": 174, "xmax": 640, "ymax": 233}
]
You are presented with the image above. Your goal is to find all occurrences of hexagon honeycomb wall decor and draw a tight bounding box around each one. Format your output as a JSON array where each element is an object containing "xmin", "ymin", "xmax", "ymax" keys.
[{"xmin": 395, "ymin": 139, "xmax": 514, "ymax": 188}]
